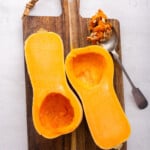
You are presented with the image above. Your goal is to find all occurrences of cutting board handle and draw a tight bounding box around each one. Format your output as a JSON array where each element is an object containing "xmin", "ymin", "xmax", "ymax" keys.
[{"xmin": 22, "ymin": 0, "xmax": 80, "ymax": 19}]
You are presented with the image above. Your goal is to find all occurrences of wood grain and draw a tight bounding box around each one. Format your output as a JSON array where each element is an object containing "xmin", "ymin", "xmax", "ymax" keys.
[{"xmin": 22, "ymin": 0, "xmax": 126, "ymax": 149}]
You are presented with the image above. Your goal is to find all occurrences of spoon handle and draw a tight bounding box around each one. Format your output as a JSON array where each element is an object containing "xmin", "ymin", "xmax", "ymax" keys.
[
  {"xmin": 111, "ymin": 50, "xmax": 148, "ymax": 109},
  {"xmin": 132, "ymin": 87, "xmax": 148, "ymax": 109}
]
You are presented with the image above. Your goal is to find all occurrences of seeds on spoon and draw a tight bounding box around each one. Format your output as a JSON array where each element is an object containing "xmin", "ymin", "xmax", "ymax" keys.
[{"xmin": 87, "ymin": 9, "xmax": 112, "ymax": 44}]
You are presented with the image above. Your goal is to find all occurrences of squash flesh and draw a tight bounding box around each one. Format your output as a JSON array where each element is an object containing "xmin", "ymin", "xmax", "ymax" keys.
[
  {"xmin": 65, "ymin": 45, "xmax": 131, "ymax": 149},
  {"xmin": 25, "ymin": 31, "xmax": 83, "ymax": 138},
  {"xmin": 25, "ymin": 32, "xmax": 65, "ymax": 90},
  {"xmin": 39, "ymin": 93, "xmax": 74, "ymax": 129},
  {"xmin": 72, "ymin": 53, "xmax": 106, "ymax": 87}
]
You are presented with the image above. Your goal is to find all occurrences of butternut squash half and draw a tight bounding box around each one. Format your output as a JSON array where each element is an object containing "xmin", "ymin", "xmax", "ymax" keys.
[
  {"xmin": 24, "ymin": 30, "xmax": 83, "ymax": 138},
  {"xmin": 65, "ymin": 45, "xmax": 131, "ymax": 149}
]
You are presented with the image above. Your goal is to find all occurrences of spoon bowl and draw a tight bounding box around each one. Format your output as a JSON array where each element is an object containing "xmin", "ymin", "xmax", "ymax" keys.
[{"xmin": 102, "ymin": 27, "xmax": 118, "ymax": 52}]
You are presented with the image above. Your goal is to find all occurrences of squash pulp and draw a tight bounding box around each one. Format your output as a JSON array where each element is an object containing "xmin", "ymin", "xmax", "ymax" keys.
[{"xmin": 24, "ymin": 30, "xmax": 83, "ymax": 138}]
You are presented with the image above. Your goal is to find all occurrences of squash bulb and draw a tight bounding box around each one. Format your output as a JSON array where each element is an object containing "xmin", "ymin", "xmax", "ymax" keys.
[
  {"xmin": 24, "ymin": 30, "xmax": 83, "ymax": 138},
  {"xmin": 65, "ymin": 45, "xmax": 131, "ymax": 149}
]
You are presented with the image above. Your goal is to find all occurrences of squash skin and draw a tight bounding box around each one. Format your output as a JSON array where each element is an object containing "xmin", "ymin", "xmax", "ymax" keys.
[
  {"xmin": 24, "ymin": 30, "xmax": 83, "ymax": 138},
  {"xmin": 65, "ymin": 45, "xmax": 131, "ymax": 149}
]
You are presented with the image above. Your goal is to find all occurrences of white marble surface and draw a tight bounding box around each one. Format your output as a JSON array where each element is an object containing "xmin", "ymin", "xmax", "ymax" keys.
[{"xmin": 0, "ymin": 0, "xmax": 150, "ymax": 149}]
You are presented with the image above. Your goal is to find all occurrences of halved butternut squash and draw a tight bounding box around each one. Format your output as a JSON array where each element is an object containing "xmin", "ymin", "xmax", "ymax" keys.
[
  {"xmin": 24, "ymin": 30, "xmax": 83, "ymax": 138},
  {"xmin": 65, "ymin": 45, "xmax": 131, "ymax": 149}
]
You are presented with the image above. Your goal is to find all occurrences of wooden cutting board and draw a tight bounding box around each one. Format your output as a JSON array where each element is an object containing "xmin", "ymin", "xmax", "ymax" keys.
[{"xmin": 23, "ymin": 0, "xmax": 126, "ymax": 149}]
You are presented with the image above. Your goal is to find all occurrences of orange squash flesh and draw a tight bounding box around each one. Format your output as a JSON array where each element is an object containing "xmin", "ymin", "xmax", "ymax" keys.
[
  {"xmin": 65, "ymin": 45, "xmax": 131, "ymax": 149},
  {"xmin": 24, "ymin": 30, "xmax": 83, "ymax": 138}
]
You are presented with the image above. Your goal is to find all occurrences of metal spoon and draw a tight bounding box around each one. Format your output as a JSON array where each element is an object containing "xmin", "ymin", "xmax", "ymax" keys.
[{"xmin": 102, "ymin": 27, "xmax": 148, "ymax": 109}]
